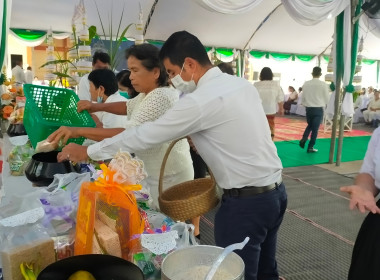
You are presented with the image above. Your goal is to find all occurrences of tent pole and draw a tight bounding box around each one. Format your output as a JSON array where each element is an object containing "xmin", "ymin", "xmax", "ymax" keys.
[
  {"xmin": 329, "ymin": 80, "xmax": 341, "ymax": 163},
  {"xmin": 336, "ymin": 96, "xmax": 346, "ymax": 166}
]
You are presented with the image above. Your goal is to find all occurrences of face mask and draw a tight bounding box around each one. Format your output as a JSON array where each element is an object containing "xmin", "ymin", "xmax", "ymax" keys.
[
  {"xmin": 171, "ymin": 63, "xmax": 196, "ymax": 94},
  {"xmin": 97, "ymin": 89, "xmax": 103, "ymax": 103},
  {"xmin": 119, "ymin": 91, "xmax": 130, "ymax": 99}
]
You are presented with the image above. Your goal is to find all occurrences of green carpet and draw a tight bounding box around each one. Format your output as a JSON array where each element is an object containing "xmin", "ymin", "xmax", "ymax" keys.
[{"xmin": 275, "ymin": 136, "xmax": 371, "ymax": 168}]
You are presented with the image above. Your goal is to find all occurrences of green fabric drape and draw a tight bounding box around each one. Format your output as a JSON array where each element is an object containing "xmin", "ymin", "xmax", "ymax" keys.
[
  {"xmin": 0, "ymin": 0, "xmax": 8, "ymax": 69},
  {"xmin": 10, "ymin": 28, "xmax": 46, "ymax": 40},
  {"xmin": 323, "ymin": 55, "xmax": 330, "ymax": 62},
  {"xmin": 362, "ymin": 59, "xmax": 376, "ymax": 65},
  {"xmin": 215, "ymin": 48, "xmax": 234, "ymax": 57},
  {"xmin": 347, "ymin": 0, "xmax": 362, "ymax": 92},
  {"xmin": 270, "ymin": 52, "xmax": 292, "ymax": 61},
  {"xmin": 377, "ymin": 61, "xmax": 380, "ymax": 87},
  {"xmin": 295, "ymin": 54, "xmax": 315, "ymax": 62},
  {"xmin": 249, "ymin": 50, "xmax": 267, "ymax": 59}
]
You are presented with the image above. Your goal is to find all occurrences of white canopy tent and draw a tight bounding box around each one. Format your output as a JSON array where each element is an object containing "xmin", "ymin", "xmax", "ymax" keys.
[{"xmin": 6, "ymin": 0, "xmax": 380, "ymax": 59}]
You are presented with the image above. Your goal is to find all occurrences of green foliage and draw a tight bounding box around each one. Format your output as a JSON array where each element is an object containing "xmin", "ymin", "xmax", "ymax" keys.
[{"xmin": 91, "ymin": 0, "xmax": 134, "ymax": 70}]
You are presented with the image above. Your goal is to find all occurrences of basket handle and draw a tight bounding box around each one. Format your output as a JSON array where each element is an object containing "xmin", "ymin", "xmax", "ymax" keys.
[{"xmin": 158, "ymin": 138, "xmax": 216, "ymax": 196}]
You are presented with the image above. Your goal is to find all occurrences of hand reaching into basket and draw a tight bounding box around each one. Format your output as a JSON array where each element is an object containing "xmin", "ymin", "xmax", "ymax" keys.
[{"xmin": 77, "ymin": 100, "xmax": 99, "ymax": 113}]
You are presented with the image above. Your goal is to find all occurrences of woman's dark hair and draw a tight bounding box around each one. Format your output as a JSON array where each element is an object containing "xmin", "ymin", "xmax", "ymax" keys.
[
  {"xmin": 259, "ymin": 67, "xmax": 273, "ymax": 81},
  {"xmin": 288, "ymin": 86, "xmax": 295, "ymax": 92},
  {"xmin": 217, "ymin": 62, "xmax": 234, "ymax": 75},
  {"xmin": 88, "ymin": 69, "xmax": 118, "ymax": 96},
  {"xmin": 159, "ymin": 31, "xmax": 212, "ymax": 67},
  {"xmin": 116, "ymin": 70, "xmax": 139, "ymax": 98},
  {"xmin": 125, "ymin": 44, "xmax": 168, "ymax": 87},
  {"xmin": 92, "ymin": 52, "xmax": 111, "ymax": 65}
]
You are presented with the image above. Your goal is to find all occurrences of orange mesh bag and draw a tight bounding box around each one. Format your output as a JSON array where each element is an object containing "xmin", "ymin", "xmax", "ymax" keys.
[{"xmin": 74, "ymin": 164, "xmax": 144, "ymax": 259}]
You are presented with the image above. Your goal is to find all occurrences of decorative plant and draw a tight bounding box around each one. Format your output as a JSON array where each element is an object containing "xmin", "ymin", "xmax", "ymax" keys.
[{"xmin": 90, "ymin": 0, "xmax": 134, "ymax": 70}]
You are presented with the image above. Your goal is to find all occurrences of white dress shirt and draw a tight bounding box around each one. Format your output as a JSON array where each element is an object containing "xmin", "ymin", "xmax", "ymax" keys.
[
  {"xmin": 11, "ymin": 65, "xmax": 26, "ymax": 84},
  {"xmin": 360, "ymin": 127, "xmax": 380, "ymax": 189},
  {"xmin": 301, "ymin": 78, "xmax": 330, "ymax": 107},
  {"xmin": 88, "ymin": 67, "xmax": 282, "ymax": 189},
  {"xmin": 100, "ymin": 92, "xmax": 128, "ymax": 128},
  {"xmin": 25, "ymin": 70, "xmax": 34, "ymax": 84},
  {"xmin": 77, "ymin": 73, "xmax": 91, "ymax": 101},
  {"xmin": 253, "ymin": 80, "xmax": 284, "ymax": 114}
]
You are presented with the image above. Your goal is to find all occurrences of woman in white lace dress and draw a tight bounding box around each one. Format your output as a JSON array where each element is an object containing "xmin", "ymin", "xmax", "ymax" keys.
[{"xmin": 49, "ymin": 44, "xmax": 194, "ymax": 209}]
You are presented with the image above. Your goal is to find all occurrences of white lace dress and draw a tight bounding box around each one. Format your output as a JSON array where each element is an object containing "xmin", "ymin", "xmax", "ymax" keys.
[{"xmin": 126, "ymin": 87, "xmax": 194, "ymax": 208}]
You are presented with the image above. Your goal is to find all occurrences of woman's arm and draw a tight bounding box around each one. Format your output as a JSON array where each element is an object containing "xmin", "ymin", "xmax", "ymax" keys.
[
  {"xmin": 48, "ymin": 126, "xmax": 125, "ymax": 145},
  {"xmin": 77, "ymin": 100, "xmax": 127, "ymax": 115}
]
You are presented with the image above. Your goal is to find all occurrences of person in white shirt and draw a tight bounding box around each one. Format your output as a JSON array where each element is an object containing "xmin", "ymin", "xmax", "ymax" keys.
[
  {"xmin": 340, "ymin": 127, "xmax": 380, "ymax": 279},
  {"xmin": 299, "ymin": 66, "xmax": 329, "ymax": 153},
  {"xmin": 363, "ymin": 90, "xmax": 380, "ymax": 125},
  {"xmin": 51, "ymin": 43, "xmax": 194, "ymax": 211},
  {"xmin": 25, "ymin": 66, "xmax": 34, "ymax": 84},
  {"xmin": 84, "ymin": 68, "xmax": 128, "ymax": 128},
  {"xmin": 77, "ymin": 52, "xmax": 110, "ymax": 101},
  {"xmin": 11, "ymin": 60, "xmax": 26, "ymax": 85},
  {"xmin": 116, "ymin": 69, "xmax": 139, "ymax": 99},
  {"xmin": 253, "ymin": 67, "xmax": 284, "ymax": 139},
  {"xmin": 50, "ymin": 31, "xmax": 287, "ymax": 280}
]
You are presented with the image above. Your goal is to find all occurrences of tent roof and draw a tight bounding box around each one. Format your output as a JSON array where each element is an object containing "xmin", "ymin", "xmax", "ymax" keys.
[{"xmin": 9, "ymin": 0, "xmax": 380, "ymax": 59}]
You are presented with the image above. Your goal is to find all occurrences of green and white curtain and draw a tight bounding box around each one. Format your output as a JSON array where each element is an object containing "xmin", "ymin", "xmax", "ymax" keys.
[
  {"xmin": 0, "ymin": 0, "xmax": 12, "ymax": 70},
  {"xmin": 194, "ymin": 0, "xmax": 264, "ymax": 14},
  {"xmin": 282, "ymin": 0, "xmax": 348, "ymax": 25},
  {"xmin": 9, "ymin": 28, "xmax": 71, "ymax": 47}
]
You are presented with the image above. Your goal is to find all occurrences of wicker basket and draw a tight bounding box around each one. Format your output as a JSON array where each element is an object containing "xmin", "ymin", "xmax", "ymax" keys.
[{"xmin": 158, "ymin": 138, "xmax": 219, "ymax": 221}]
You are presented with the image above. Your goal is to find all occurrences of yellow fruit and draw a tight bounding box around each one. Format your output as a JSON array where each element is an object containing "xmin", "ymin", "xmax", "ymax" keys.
[{"xmin": 68, "ymin": 270, "xmax": 96, "ymax": 280}]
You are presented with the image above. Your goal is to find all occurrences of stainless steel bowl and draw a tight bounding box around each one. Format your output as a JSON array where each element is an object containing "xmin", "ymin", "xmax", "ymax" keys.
[{"xmin": 161, "ymin": 245, "xmax": 244, "ymax": 280}]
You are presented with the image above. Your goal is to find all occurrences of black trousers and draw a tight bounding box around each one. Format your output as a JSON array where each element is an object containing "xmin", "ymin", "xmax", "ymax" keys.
[
  {"xmin": 302, "ymin": 107, "xmax": 324, "ymax": 149},
  {"xmin": 348, "ymin": 199, "xmax": 380, "ymax": 280}
]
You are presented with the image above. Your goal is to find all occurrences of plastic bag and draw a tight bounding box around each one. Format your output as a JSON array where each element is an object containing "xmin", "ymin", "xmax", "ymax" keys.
[
  {"xmin": 7, "ymin": 137, "xmax": 34, "ymax": 176},
  {"xmin": 40, "ymin": 172, "xmax": 91, "ymax": 235},
  {"xmin": 74, "ymin": 164, "xmax": 144, "ymax": 259},
  {"xmin": 0, "ymin": 196, "xmax": 55, "ymax": 280}
]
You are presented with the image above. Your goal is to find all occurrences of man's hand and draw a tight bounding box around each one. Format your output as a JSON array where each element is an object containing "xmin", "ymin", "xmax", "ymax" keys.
[
  {"xmin": 57, "ymin": 143, "xmax": 89, "ymax": 163},
  {"xmin": 78, "ymin": 100, "xmax": 96, "ymax": 113},
  {"xmin": 47, "ymin": 126, "xmax": 80, "ymax": 146},
  {"xmin": 340, "ymin": 185, "xmax": 380, "ymax": 214}
]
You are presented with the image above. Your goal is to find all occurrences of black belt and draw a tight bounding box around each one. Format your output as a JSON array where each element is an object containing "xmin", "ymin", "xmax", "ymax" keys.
[{"xmin": 223, "ymin": 179, "xmax": 282, "ymax": 198}]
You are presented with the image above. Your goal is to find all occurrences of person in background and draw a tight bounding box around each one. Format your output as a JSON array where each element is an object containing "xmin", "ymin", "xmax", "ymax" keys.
[
  {"xmin": 11, "ymin": 60, "xmax": 26, "ymax": 85},
  {"xmin": 353, "ymin": 88, "xmax": 369, "ymax": 123},
  {"xmin": 50, "ymin": 43, "xmax": 194, "ymax": 211},
  {"xmin": 77, "ymin": 52, "xmax": 111, "ymax": 101},
  {"xmin": 253, "ymin": 67, "xmax": 284, "ymax": 139},
  {"xmin": 340, "ymin": 127, "xmax": 380, "ymax": 280},
  {"xmin": 52, "ymin": 31, "xmax": 287, "ymax": 280},
  {"xmin": 363, "ymin": 90, "xmax": 380, "ymax": 125},
  {"xmin": 25, "ymin": 66, "xmax": 34, "ymax": 84},
  {"xmin": 116, "ymin": 69, "xmax": 139, "ymax": 99},
  {"xmin": 216, "ymin": 62, "xmax": 234, "ymax": 75},
  {"xmin": 283, "ymin": 86, "xmax": 298, "ymax": 115},
  {"xmin": 299, "ymin": 66, "xmax": 329, "ymax": 153},
  {"xmin": 82, "ymin": 69, "xmax": 128, "ymax": 128}
]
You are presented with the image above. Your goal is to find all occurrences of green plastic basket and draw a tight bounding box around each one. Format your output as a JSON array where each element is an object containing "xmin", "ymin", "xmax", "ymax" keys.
[{"xmin": 23, "ymin": 84, "xmax": 96, "ymax": 149}]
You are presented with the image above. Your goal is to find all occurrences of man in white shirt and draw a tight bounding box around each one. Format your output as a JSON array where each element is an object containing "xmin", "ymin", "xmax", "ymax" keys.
[
  {"xmin": 25, "ymin": 66, "xmax": 34, "ymax": 84},
  {"xmin": 299, "ymin": 66, "xmax": 329, "ymax": 153},
  {"xmin": 363, "ymin": 90, "xmax": 380, "ymax": 125},
  {"xmin": 50, "ymin": 31, "xmax": 287, "ymax": 280},
  {"xmin": 77, "ymin": 52, "xmax": 111, "ymax": 101},
  {"xmin": 11, "ymin": 60, "xmax": 26, "ymax": 85}
]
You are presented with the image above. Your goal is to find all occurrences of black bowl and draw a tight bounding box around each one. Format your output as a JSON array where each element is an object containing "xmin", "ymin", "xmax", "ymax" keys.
[
  {"xmin": 7, "ymin": 123, "xmax": 27, "ymax": 137},
  {"xmin": 24, "ymin": 151, "xmax": 80, "ymax": 187},
  {"xmin": 37, "ymin": 254, "xmax": 144, "ymax": 280}
]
